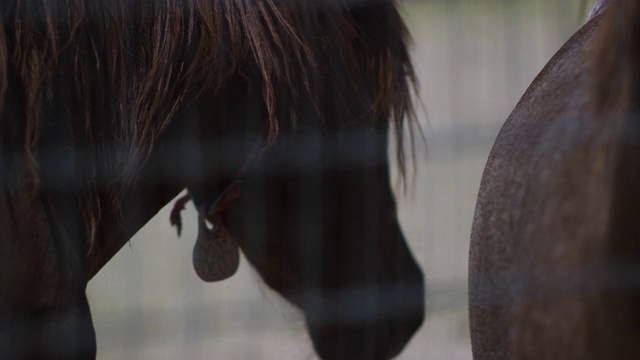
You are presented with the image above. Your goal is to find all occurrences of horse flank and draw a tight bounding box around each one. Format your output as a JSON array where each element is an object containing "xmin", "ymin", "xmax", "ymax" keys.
[
  {"xmin": 468, "ymin": 3, "xmax": 640, "ymax": 358},
  {"xmin": 0, "ymin": 0, "xmax": 417, "ymax": 252}
]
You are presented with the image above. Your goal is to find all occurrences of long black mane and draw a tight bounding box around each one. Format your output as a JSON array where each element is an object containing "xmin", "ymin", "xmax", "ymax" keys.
[{"xmin": 0, "ymin": 0, "xmax": 417, "ymax": 255}]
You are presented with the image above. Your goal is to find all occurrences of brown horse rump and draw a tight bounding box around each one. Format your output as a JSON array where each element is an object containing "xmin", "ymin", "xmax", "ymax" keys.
[{"xmin": 469, "ymin": 1, "xmax": 640, "ymax": 358}]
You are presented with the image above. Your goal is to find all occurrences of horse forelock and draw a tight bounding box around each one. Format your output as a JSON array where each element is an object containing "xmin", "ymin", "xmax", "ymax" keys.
[{"xmin": 0, "ymin": 0, "xmax": 416, "ymax": 254}]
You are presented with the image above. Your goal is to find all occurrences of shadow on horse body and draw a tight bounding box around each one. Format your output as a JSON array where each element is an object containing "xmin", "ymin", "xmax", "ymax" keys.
[
  {"xmin": 0, "ymin": 1, "xmax": 424, "ymax": 359},
  {"xmin": 469, "ymin": 0, "xmax": 640, "ymax": 358}
]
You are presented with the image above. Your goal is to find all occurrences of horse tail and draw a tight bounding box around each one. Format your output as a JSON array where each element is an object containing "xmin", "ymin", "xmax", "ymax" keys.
[
  {"xmin": 593, "ymin": 0, "xmax": 640, "ymax": 114},
  {"xmin": 591, "ymin": 0, "xmax": 640, "ymax": 349},
  {"xmin": 592, "ymin": 0, "xmax": 640, "ymax": 253}
]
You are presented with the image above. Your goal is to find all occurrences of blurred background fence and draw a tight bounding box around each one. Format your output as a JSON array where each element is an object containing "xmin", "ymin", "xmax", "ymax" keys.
[{"xmin": 87, "ymin": 1, "xmax": 593, "ymax": 359}]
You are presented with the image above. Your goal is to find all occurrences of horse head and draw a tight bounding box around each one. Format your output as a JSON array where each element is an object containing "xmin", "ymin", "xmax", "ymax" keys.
[
  {"xmin": 184, "ymin": 65, "xmax": 424, "ymax": 360},
  {"xmin": 182, "ymin": 3, "xmax": 426, "ymax": 355}
]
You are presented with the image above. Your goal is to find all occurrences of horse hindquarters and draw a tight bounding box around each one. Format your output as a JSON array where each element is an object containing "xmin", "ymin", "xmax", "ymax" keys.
[
  {"xmin": 468, "ymin": 115, "xmax": 630, "ymax": 359},
  {"xmin": 470, "ymin": 5, "xmax": 640, "ymax": 359},
  {"xmin": 478, "ymin": 120, "xmax": 640, "ymax": 360}
]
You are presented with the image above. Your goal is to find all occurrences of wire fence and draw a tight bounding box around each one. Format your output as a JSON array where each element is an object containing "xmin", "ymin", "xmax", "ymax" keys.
[{"xmin": 86, "ymin": 1, "xmax": 592, "ymax": 359}]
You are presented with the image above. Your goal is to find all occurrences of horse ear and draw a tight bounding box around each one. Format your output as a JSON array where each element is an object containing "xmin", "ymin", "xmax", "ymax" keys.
[{"xmin": 193, "ymin": 206, "xmax": 240, "ymax": 282}]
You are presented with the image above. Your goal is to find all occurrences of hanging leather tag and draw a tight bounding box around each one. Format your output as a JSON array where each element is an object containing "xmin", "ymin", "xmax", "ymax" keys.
[{"xmin": 193, "ymin": 207, "xmax": 240, "ymax": 282}]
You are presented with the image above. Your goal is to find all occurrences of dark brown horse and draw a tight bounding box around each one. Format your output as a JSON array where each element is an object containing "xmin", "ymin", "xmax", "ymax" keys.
[
  {"xmin": 0, "ymin": 1, "xmax": 424, "ymax": 359},
  {"xmin": 469, "ymin": 0, "xmax": 640, "ymax": 358}
]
